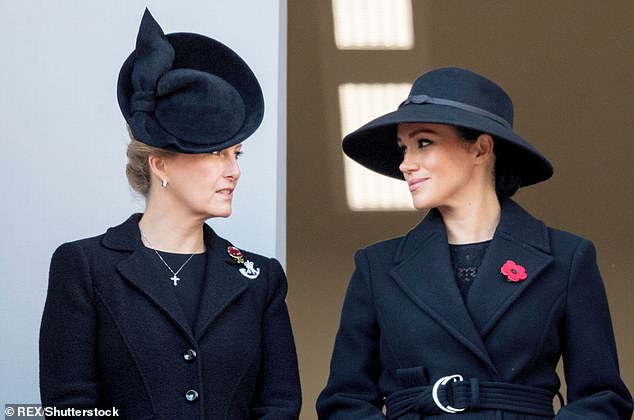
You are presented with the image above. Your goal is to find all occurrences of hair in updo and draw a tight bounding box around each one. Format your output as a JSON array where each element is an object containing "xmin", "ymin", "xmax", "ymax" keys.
[
  {"xmin": 125, "ymin": 134, "xmax": 176, "ymax": 196},
  {"xmin": 452, "ymin": 126, "xmax": 523, "ymax": 201}
]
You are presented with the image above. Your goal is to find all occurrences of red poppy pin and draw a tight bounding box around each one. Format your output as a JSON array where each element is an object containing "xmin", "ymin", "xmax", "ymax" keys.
[
  {"xmin": 227, "ymin": 246, "xmax": 245, "ymax": 264},
  {"xmin": 500, "ymin": 260, "xmax": 528, "ymax": 282}
]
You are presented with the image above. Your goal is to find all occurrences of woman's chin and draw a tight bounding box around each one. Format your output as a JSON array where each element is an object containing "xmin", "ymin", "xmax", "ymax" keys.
[
  {"xmin": 411, "ymin": 196, "xmax": 434, "ymax": 211},
  {"xmin": 207, "ymin": 205, "xmax": 233, "ymax": 219}
]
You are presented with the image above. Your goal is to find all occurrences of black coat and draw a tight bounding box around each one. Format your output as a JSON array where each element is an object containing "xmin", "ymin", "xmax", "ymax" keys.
[
  {"xmin": 317, "ymin": 200, "xmax": 632, "ymax": 419},
  {"xmin": 40, "ymin": 214, "xmax": 301, "ymax": 419}
]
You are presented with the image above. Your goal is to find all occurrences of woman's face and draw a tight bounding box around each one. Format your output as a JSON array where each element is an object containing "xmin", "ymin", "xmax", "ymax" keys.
[
  {"xmin": 163, "ymin": 143, "xmax": 242, "ymax": 219},
  {"xmin": 397, "ymin": 123, "xmax": 487, "ymax": 211}
]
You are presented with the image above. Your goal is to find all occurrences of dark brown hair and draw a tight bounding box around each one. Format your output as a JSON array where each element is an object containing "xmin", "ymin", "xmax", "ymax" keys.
[{"xmin": 452, "ymin": 126, "xmax": 523, "ymax": 200}]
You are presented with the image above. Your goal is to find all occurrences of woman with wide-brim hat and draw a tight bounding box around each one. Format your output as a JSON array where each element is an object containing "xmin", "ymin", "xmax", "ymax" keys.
[
  {"xmin": 316, "ymin": 67, "xmax": 632, "ymax": 419},
  {"xmin": 39, "ymin": 10, "xmax": 301, "ymax": 419}
]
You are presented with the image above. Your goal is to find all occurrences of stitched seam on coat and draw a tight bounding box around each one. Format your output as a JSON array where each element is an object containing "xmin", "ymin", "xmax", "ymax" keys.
[
  {"xmin": 226, "ymin": 349, "xmax": 260, "ymax": 418},
  {"xmin": 230, "ymin": 257, "xmax": 281, "ymax": 418},
  {"xmin": 66, "ymin": 242, "xmax": 100, "ymax": 401},
  {"xmin": 358, "ymin": 250, "xmax": 378, "ymax": 328},
  {"xmin": 266, "ymin": 257, "xmax": 277, "ymax": 306},
  {"xmin": 527, "ymin": 291, "xmax": 565, "ymax": 371},
  {"xmin": 358, "ymin": 249, "xmax": 392, "ymax": 406},
  {"xmin": 72, "ymin": 241, "xmax": 97, "ymax": 302},
  {"xmin": 364, "ymin": 248, "xmax": 404, "ymax": 372},
  {"xmin": 92, "ymin": 287, "xmax": 157, "ymax": 414},
  {"xmin": 564, "ymin": 239, "xmax": 586, "ymax": 338},
  {"xmin": 358, "ymin": 249, "xmax": 382, "ymax": 353}
]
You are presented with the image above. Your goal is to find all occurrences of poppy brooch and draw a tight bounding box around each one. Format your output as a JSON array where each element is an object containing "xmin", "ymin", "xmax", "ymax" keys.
[
  {"xmin": 227, "ymin": 246, "xmax": 260, "ymax": 279},
  {"xmin": 500, "ymin": 260, "xmax": 527, "ymax": 283}
]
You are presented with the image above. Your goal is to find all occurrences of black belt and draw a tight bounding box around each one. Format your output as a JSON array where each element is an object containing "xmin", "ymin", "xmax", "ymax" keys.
[{"xmin": 386, "ymin": 374, "xmax": 555, "ymax": 418}]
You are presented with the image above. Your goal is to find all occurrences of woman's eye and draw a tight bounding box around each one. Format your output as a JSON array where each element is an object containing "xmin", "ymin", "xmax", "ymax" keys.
[
  {"xmin": 418, "ymin": 139, "xmax": 431, "ymax": 148},
  {"xmin": 398, "ymin": 145, "xmax": 406, "ymax": 155},
  {"xmin": 235, "ymin": 151, "xmax": 243, "ymax": 159}
]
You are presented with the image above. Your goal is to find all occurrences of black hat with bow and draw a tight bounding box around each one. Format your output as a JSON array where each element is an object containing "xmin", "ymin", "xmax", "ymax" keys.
[{"xmin": 117, "ymin": 9, "xmax": 264, "ymax": 153}]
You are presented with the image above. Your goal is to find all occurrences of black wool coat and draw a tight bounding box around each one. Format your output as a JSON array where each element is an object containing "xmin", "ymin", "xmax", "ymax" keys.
[
  {"xmin": 317, "ymin": 200, "xmax": 632, "ymax": 419},
  {"xmin": 40, "ymin": 214, "xmax": 301, "ymax": 419}
]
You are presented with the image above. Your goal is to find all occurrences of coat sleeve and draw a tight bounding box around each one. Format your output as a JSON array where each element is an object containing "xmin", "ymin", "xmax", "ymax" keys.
[
  {"xmin": 249, "ymin": 258, "xmax": 302, "ymax": 419},
  {"xmin": 556, "ymin": 240, "xmax": 633, "ymax": 419},
  {"xmin": 316, "ymin": 249, "xmax": 386, "ymax": 419},
  {"xmin": 39, "ymin": 242, "xmax": 101, "ymax": 415}
]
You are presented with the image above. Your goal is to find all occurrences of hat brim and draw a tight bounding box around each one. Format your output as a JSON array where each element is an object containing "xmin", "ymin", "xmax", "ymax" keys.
[
  {"xmin": 117, "ymin": 32, "xmax": 264, "ymax": 153},
  {"xmin": 342, "ymin": 103, "xmax": 553, "ymax": 187}
]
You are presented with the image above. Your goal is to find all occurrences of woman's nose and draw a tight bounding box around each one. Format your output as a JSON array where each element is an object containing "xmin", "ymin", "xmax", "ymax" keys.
[
  {"xmin": 399, "ymin": 153, "xmax": 417, "ymax": 174},
  {"xmin": 225, "ymin": 158, "xmax": 241, "ymax": 180}
]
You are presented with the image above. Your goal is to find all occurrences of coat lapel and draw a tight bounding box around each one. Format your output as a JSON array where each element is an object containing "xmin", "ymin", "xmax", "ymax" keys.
[
  {"xmin": 102, "ymin": 214, "xmax": 194, "ymax": 340},
  {"xmin": 466, "ymin": 200, "xmax": 553, "ymax": 337},
  {"xmin": 192, "ymin": 224, "xmax": 248, "ymax": 341},
  {"xmin": 101, "ymin": 216, "xmax": 249, "ymax": 342},
  {"xmin": 390, "ymin": 209, "xmax": 495, "ymax": 370}
]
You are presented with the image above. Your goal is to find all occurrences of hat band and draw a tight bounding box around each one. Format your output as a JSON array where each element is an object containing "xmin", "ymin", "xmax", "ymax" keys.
[{"xmin": 400, "ymin": 94, "xmax": 511, "ymax": 129}]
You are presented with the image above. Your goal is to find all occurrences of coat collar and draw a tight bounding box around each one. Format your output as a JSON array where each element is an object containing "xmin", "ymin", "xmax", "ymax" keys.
[
  {"xmin": 390, "ymin": 199, "xmax": 553, "ymax": 374},
  {"xmin": 102, "ymin": 214, "xmax": 249, "ymax": 342},
  {"xmin": 393, "ymin": 199, "xmax": 550, "ymax": 264}
]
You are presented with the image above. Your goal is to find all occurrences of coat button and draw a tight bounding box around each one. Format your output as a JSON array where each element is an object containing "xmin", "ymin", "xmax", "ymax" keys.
[
  {"xmin": 183, "ymin": 349, "xmax": 197, "ymax": 362},
  {"xmin": 185, "ymin": 389, "xmax": 199, "ymax": 402}
]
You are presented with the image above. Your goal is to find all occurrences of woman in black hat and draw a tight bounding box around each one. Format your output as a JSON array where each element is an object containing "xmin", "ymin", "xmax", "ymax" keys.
[
  {"xmin": 317, "ymin": 67, "xmax": 632, "ymax": 419},
  {"xmin": 39, "ymin": 10, "xmax": 301, "ymax": 419}
]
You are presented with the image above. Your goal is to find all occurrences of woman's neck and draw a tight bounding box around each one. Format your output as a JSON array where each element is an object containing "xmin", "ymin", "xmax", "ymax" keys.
[
  {"xmin": 438, "ymin": 193, "xmax": 502, "ymax": 245},
  {"xmin": 138, "ymin": 199, "xmax": 206, "ymax": 254}
]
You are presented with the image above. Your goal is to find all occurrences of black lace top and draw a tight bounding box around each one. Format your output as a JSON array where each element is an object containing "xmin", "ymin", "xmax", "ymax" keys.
[{"xmin": 449, "ymin": 240, "xmax": 491, "ymax": 301}]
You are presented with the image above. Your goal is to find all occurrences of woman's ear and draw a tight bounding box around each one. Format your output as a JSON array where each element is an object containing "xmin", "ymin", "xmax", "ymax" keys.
[
  {"xmin": 148, "ymin": 154, "xmax": 168, "ymax": 184},
  {"xmin": 473, "ymin": 134, "xmax": 495, "ymax": 164}
]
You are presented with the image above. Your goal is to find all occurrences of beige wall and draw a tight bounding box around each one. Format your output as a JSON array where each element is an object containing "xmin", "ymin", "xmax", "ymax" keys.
[{"xmin": 288, "ymin": 1, "xmax": 633, "ymax": 418}]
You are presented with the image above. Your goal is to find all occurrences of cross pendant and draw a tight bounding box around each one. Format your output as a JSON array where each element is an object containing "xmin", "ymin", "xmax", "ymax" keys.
[{"xmin": 170, "ymin": 274, "xmax": 180, "ymax": 286}]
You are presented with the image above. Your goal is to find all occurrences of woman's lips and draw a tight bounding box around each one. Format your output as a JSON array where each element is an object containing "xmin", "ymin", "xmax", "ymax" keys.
[
  {"xmin": 407, "ymin": 178, "xmax": 428, "ymax": 192},
  {"xmin": 216, "ymin": 188, "xmax": 234, "ymax": 197}
]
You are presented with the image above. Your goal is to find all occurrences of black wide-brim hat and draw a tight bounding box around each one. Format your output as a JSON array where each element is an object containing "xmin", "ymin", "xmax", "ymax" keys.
[
  {"xmin": 118, "ymin": 9, "xmax": 264, "ymax": 153},
  {"xmin": 342, "ymin": 67, "xmax": 553, "ymax": 187}
]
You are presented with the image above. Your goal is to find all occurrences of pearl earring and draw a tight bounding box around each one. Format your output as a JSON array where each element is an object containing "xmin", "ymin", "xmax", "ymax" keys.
[{"xmin": 161, "ymin": 179, "xmax": 168, "ymax": 188}]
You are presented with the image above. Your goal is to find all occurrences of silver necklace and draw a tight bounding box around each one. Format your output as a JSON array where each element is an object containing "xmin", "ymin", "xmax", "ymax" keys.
[{"xmin": 141, "ymin": 232, "xmax": 203, "ymax": 286}]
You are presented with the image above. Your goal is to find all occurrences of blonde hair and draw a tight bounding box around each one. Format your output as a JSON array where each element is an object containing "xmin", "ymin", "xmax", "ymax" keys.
[{"xmin": 125, "ymin": 135, "xmax": 176, "ymax": 196}]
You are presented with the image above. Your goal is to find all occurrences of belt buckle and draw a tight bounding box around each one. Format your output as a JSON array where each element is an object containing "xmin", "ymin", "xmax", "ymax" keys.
[{"xmin": 432, "ymin": 374, "xmax": 465, "ymax": 414}]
